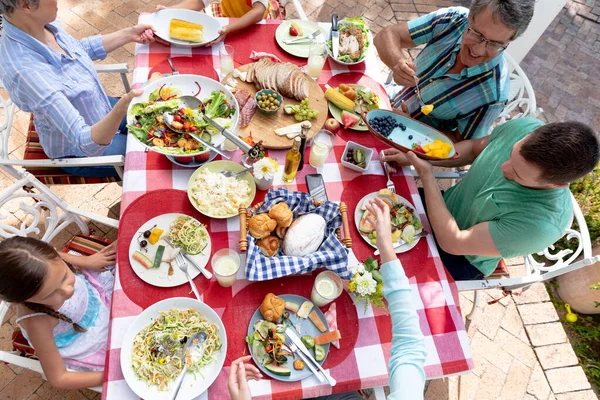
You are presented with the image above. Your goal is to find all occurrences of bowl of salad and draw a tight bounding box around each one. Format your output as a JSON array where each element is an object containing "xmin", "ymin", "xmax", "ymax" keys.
[
  {"xmin": 326, "ymin": 17, "xmax": 371, "ymax": 65},
  {"xmin": 126, "ymin": 74, "xmax": 239, "ymax": 159}
]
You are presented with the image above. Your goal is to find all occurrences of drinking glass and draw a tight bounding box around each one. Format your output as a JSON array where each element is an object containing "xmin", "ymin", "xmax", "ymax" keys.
[
  {"xmin": 212, "ymin": 248, "xmax": 240, "ymax": 287},
  {"xmin": 219, "ymin": 45, "xmax": 235, "ymax": 76},
  {"xmin": 309, "ymin": 129, "xmax": 335, "ymax": 168},
  {"xmin": 307, "ymin": 41, "xmax": 327, "ymax": 79},
  {"xmin": 311, "ymin": 271, "xmax": 343, "ymax": 307}
]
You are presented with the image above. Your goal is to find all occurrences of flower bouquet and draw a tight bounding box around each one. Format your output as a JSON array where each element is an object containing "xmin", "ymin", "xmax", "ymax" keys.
[
  {"xmin": 253, "ymin": 157, "xmax": 278, "ymax": 191},
  {"xmin": 347, "ymin": 256, "xmax": 386, "ymax": 312}
]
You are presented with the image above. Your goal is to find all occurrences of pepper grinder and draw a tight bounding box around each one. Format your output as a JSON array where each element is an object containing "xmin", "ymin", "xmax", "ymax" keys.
[{"xmin": 297, "ymin": 121, "xmax": 311, "ymax": 171}]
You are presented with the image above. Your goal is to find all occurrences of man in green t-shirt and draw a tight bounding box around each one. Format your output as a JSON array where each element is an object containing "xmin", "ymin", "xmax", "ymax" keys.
[{"xmin": 381, "ymin": 117, "xmax": 600, "ymax": 280}]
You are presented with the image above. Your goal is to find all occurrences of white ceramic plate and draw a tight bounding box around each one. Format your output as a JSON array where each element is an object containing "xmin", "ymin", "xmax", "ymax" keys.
[
  {"xmin": 151, "ymin": 9, "xmax": 221, "ymax": 47},
  {"xmin": 275, "ymin": 20, "xmax": 327, "ymax": 58},
  {"xmin": 127, "ymin": 213, "xmax": 211, "ymax": 287},
  {"xmin": 120, "ymin": 297, "xmax": 227, "ymax": 400},
  {"xmin": 126, "ymin": 74, "xmax": 239, "ymax": 156},
  {"xmin": 354, "ymin": 192, "xmax": 423, "ymax": 253}
]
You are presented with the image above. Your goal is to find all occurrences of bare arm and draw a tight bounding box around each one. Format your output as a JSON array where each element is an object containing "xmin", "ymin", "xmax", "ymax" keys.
[
  {"xmin": 20, "ymin": 317, "xmax": 103, "ymax": 390},
  {"xmin": 101, "ymin": 25, "xmax": 155, "ymax": 54},
  {"xmin": 167, "ymin": 0, "xmax": 207, "ymax": 11},
  {"xmin": 204, "ymin": 3, "xmax": 266, "ymax": 46},
  {"xmin": 382, "ymin": 136, "xmax": 490, "ymax": 173},
  {"xmin": 374, "ymin": 23, "xmax": 418, "ymax": 87},
  {"xmin": 59, "ymin": 242, "xmax": 116, "ymax": 272},
  {"xmin": 408, "ymin": 152, "xmax": 500, "ymax": 257},
  {"xmin": 90, "ymin": 90, "xmax": 142, "ymax": 145}
]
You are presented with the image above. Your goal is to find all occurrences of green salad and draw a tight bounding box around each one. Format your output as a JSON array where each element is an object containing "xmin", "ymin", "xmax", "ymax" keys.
[
  {"xmin": 327, "ymin": 17, "xmax": 370, "ymax": 63},
  {"xmin": 126, "ymin": 86, "xmax": 236, "ymax": 155}
]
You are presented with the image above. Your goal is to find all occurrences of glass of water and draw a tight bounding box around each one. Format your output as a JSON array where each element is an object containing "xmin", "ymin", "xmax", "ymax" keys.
[
  {"xmin": 307, "ymin": 41, "xmax": 327, "ymax": 79},
  {"xmin": 219, "ymin": 45, "xmax": 235, "ymax": 76}
]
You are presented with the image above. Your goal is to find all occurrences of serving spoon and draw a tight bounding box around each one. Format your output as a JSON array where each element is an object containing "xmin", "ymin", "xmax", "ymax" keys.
[{"xmin": 168, "ymin": 331, "xmax": 208, "ymax": 400}]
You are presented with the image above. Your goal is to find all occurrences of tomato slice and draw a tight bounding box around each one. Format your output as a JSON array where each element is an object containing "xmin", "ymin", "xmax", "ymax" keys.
[
  {"xmin": 183, "ymin": 122, "xmax": 191, "ymax": 131},
  {"xmin": 174, "ymin": 114, "xmax": 182, "ymax": 122}
]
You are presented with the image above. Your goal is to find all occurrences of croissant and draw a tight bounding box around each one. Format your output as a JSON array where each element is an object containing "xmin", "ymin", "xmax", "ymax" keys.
[
  {"xmin": 269, "ymin": 202, "xmax": 293, "ymax": 228},
  {"xmin": 257, "ymin": 235, "xmax": 280, "ymax": 257},
  {"xmin": 260, "ymin": 293, "xmax": 285, "ymax": 322},
  {"xmin": 249, "ymin": 213, "xmax": 277, "ymax": 239}
]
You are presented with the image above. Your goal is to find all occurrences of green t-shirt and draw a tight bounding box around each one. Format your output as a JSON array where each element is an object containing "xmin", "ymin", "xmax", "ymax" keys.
[{"xmin": 443, "ymin": 117, "xmax": 572, "ymax": 276}]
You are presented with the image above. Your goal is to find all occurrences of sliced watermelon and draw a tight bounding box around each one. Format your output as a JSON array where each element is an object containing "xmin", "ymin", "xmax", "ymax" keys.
[
  {"xmin": 314, "ymin": 329, "xmax": 341, "ymax": 345},
  {"xmin": 133, "ymin": 251, "xmax": 153, "ymax": 269},
  {"xmin": 341, "ymin": 111, "xmax": 360, "ymax": 129},
  {"xmin": 264, "ymin": 364, "xmax": 291, "ymax": 376},
  {"xmin": 308, "ymin": 310, "xmax": 327, "ymax": 333},
  {"xmin": 285, "ymin": 301, "xmax": 300, "ymax": 313},
  {"xmin": 358, "ymin": 209, "xmax": 376, "ymax": 234}
]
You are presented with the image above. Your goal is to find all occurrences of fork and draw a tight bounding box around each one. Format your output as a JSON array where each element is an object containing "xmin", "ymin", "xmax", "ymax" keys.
[
  {"xmin": 284, "ymin": 338, "xmax": 325, "ymax": 383},
  {"xmin": 383, "ymin": 160, "xmax": 396, "ymax": 193},
  {"xmin": 220, "ymin": 166, "xmax": 252, "ymax": 179},
  {"xmin": 166, "ymin": 56, "xmax": 179, "ymax": 75},
  {"xmin": 283, "ymin": 30, "xmax": 322, "ymax": 44},
  {"xmin": 174, "ymin": 253, "xmax": 202, "ymax": 301},
  {"xmin": 413, "ymin": 77, "xmax": 426, "ymax": 108}
]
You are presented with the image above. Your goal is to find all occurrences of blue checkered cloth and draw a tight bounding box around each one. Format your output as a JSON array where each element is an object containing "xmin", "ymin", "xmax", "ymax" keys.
[{"xmin": 245, "ymin": 188, "xmax": 351, "ymax": 281}]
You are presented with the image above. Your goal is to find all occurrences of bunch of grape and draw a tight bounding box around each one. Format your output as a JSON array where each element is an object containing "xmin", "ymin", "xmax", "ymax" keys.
[{"xmin": 293, "ymin": 99, "xmax": 320, "ymax": 122}]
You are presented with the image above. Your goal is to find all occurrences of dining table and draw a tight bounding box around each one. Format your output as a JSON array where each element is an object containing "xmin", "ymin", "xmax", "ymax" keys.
[{"xmin": 102, "ymin": 16, "xmax": 474, "ymax": 400}]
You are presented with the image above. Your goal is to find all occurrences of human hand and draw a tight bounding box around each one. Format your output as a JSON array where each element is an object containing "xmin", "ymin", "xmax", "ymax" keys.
[
  {"xmin": 205, "ymin": 26, "xmax": 229, "ymax": 47},
  {"xmin": 381, "ymin": 148, "xmax": 410, "ymax": 173},
  {"xmin": 155, "ymin": 4, "xmax": 167, "ymax": 10},
  {"xmin": 115, "ymin": 89, "xmax": 143, "ymax": 113},
  {"xmin": 365, "ymin": 198, "xmax": 395, "ymax": 261},
  {"xmin": 130, "ymin": 24, "xmax": 156, "ymax": 45},
  {"xmin": 392, "ymin": 59, "xmax": 417, "ymax": 87},
  {"xmin": 406, "ymin": 151, "xmax": 433, "ymax": 176},
  {"xmin": 228, "ymin": 356, "xmax": 262, "ymax": 400},
  {"xmin": 82, "ymin": 242, "xmax": 117, "ymax": 271}
]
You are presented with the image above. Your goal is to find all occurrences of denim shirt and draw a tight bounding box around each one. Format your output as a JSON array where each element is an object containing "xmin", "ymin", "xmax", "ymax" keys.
[{"xmin": 0, "ymin": 18, "xmax": 112, "ymax": 158}]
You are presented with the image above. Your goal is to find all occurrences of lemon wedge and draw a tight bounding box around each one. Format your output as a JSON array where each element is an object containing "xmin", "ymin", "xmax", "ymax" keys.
[{"xmin": 421, "ymin": 104, "xmax": 434, "ymax": 115}]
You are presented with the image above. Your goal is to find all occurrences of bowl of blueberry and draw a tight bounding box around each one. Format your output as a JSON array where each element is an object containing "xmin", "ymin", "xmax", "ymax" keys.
[{"xmin": 364, "ymin": 109, "xmax": 459, "ymax": 160}]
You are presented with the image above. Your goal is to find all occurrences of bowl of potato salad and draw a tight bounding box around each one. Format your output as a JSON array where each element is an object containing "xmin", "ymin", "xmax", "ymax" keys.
[{"xmin": 187, "ymin": 161, "xmax": 256, "ymax": 219}]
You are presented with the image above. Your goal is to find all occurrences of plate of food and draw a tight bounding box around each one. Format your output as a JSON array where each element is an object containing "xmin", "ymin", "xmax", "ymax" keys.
[
  {"xmin": 326, "ymin": 83, "xmax": 380, "ymax": 131},
  {"xmin": 326, "ymin": 17, "xmax": 371, "ymax": 65},
  {"xmin": 246, "ymin": 293, "xmax": 338, "ymax": 381},
  {"xmin": 355, "ymin": 189, "xmax": 423, "ymax": 253},
  {"xmin": 187, "ymin": 160, "xmax": 256, "ymax": 219},
  {"xmin": 364, "ymin": 109, "xmax": 458, "ymax": 160},
  {"xmin": 120, "ymin": 297, "xmax": 226, "ymax": 400},
  {"xmin": 151, "ymin": 9, "xmax": 221, "ymax": 47},
  {"xmin": 275, "ymin": 20, "xmax": 327, "ymax": 58},
  {"xmin": 128, "ymin": 213, "xmax": 211, "ymax": 287},
  {"xmin": 127, "ymin": 74, "xmax": 238, "ymax": 158}
]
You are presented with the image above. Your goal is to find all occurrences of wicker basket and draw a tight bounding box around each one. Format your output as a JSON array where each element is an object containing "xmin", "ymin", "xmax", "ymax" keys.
[{"xmin": 238, "ymin": 198, "xmax": 352, "ymax": 252}]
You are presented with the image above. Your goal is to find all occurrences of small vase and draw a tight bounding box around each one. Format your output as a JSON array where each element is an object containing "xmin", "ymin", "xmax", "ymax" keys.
[{"xmin": 254, "ymin": 175, "xmax": 273, "ymax": 191}]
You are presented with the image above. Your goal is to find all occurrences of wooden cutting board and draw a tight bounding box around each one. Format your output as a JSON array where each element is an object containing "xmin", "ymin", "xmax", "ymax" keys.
[{"xmin": 223, "ymin": 63, "xmax": 328, "ymax": 149}]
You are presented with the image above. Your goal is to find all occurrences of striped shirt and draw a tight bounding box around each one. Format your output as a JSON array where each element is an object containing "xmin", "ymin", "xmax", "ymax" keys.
[
  {"xmin": 0, "ymin": 18, "xmax": 112, "ymax": 158},
  {"xmin": 393, "ymin": 7, "xmax": 510, "ymax": 140}
]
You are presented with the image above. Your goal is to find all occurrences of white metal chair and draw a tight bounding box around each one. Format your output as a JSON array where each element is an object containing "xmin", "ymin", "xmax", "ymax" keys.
[
  {"xmin": 0, "ymin": 64, "xmax": 129, "ymax": 182},
  {"xmin": 0, "ymin": 170, "xmax": 118, "ymax": 393}
]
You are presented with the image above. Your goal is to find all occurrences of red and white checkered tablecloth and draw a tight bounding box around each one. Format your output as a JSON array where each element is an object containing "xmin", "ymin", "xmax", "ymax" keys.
[{"xmin": 102, "ymin": 17, "xmax": 473, "ymax": 400}]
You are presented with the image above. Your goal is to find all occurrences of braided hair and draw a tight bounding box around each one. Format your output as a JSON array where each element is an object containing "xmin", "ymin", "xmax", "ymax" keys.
[{"xmin": 0, "ymin": 237, "xmax": 87, "ymax": 333}]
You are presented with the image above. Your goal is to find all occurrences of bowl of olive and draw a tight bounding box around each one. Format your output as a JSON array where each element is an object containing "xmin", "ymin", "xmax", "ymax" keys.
[{"xmin": 255, "ymin": 89, "xmax": 283, "ymax": 115}]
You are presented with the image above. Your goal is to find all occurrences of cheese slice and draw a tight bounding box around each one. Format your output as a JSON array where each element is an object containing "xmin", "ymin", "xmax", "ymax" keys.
[{"xmin": 274, "ymin": 123, "xmax": 303, "ymax": 136}]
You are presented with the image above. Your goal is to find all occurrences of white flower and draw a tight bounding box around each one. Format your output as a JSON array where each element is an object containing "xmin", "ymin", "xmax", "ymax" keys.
[
  {"xmin": 356, "ymin": 263, "xmax": 365, "ymax": 274},
  {"xmin": 253, "ymin": 157, "xmax": 277, "ymax": 180},
  {"xmin": 355, "ymin": 271, "xmax": 377, "ymax": 297}
]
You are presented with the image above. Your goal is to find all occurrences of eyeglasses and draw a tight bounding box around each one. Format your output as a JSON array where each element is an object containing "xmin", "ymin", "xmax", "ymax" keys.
[{"xmin": 465, "ymin": 26, "xmax": 509, "ymax": 54}]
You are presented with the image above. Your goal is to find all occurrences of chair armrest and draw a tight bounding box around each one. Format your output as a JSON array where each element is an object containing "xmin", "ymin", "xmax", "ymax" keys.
[
  {"xmin": 95, "ymin": 63, "xmax": 129, "ymax": 74},
  {"xmin": 287, "ymin": 0, "xmax": 308, "ymax": 20},
  {"xmin": 2, "ymin": 155, "xmax": 125, "ymax": 168}
]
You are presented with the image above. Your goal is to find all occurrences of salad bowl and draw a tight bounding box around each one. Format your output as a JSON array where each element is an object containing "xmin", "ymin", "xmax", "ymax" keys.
[
  {"xmin": 127, "ymin": 74, "xmax": 239, "ymax": 158},
  {"xmin": 326, "ymin": 17, "xmax": 372, "ymax": 65}
]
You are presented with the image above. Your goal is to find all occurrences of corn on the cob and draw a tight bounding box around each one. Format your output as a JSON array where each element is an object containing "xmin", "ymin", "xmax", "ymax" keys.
[
  {"xmin": 169, "ymin": 19, "xmax": 204, "ymax": 43},
  {"xmin": 325, "ymin": 88, "xmax": 355, "ymax": 112}
]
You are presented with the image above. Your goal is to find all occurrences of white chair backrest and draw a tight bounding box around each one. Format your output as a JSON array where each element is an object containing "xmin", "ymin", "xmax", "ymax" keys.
[
  {"xmin": 0, "ymin": 170, "xmax": 89, "ymax": 243},
  {"xmin": 0, "ymin": 79, "xmax": 17, "ymax": 161},
  {"xmin": 496, "ymin": 52, "xmax": 540, "ymax": 125}
]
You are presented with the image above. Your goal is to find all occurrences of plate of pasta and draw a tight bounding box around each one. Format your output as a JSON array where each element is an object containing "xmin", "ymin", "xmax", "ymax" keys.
[
  {"xmin": 187, "ymin": 160, "xmax": 256, "ymax": 219},
  {"xmin": 121, "ymin": 297, "xmax": 227, "ymax": 400}
]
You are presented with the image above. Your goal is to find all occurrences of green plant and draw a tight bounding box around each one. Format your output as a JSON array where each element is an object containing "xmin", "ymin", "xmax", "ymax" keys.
[{"xmin": 592, "ymin": 282, "xmax": 600, "ymax": 309}]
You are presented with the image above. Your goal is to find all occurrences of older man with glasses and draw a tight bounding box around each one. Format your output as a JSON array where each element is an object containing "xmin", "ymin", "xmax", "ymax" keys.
[{"xmin": 375, "ymin": 0, "xmax": 535, "ymax": 142}]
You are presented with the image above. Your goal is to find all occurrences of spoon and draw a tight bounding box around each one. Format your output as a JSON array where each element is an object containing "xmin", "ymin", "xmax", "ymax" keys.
[
  {"xmin": 221, "ymin": 166, "xmax": 252, "ymax": 178},
  {"xmin": 162, "ymin": 110, "xmax": 231, "ymax": 160},
  {"xmin": 169, "ymin": 331, "xmax": 208, "ymax": 400}
]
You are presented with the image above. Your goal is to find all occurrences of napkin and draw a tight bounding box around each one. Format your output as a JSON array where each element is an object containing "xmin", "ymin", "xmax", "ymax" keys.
[
  {"xmin": 324, "ymin": 302, "xmax": 340, "ymax": 349},
  {"xmin": 249, "ymin": 50, "xmax": 282, "ymax": 63}
]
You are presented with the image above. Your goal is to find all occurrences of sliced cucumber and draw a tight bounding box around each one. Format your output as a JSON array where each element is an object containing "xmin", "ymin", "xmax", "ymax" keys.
[
  {"xmin": 264, "ymin": 363, "xmax": 291, "ymax": 376},
  {"xmin": 301, "ymin": 335, "xmax": 315, "ymax": 349},
  {"xmin": 314, "ymin": 344, "xmax": 325, "ymax": 362}
]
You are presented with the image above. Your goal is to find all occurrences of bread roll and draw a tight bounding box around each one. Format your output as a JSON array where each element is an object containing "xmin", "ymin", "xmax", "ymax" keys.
[
  {"xmin": 257, "ymin": 235, "xmax": 280, "ymax": 257},
  {"xmin": 260, "ymin": 293, "xmax": 285, "ymax": 322},
  {"xmin": 269, "ymin": 202, "xmax": 293, "ymax": 228},
  {"xmin": 249, "ymin": 213, "xmax": 277, "ymax": 239},
  {"xmin": 275, "ymin": 225, "xmax": 288, "ymax": 239}
]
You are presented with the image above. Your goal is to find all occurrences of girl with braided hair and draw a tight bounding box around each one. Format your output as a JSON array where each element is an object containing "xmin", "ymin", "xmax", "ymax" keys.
[{"xmin": 0, "ymin": 236, "xmax": 116, "ymax": 389}]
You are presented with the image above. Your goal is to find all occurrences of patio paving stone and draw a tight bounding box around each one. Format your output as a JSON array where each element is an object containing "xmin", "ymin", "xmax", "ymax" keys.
[
  {"xmin": 518, "ymin": 302, "xmax": 560, "ymax": 325},
  {"xmin": 535, "ymin": 343, "xmax": 580, "ymax": 370},
  {"xmin": 546, "ymin": 366, "xmax": 592, "ymax": 394},
  {"xmin": 526, "ymin": 322, "xmax": 569, "ymax": 347}
]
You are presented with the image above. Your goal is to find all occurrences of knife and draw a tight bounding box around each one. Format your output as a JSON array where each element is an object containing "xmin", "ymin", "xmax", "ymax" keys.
[
  {"xmin": 200, "ymin": 109, "xmax": 255, "ymax": 154},
  {"xmin": 285, "ymin": 328, "xmax": 337, "ymax": 386},
  {"xmin": 331, "ymin": 14, "xmax": 339, "ymax": 59},
  {"xmin": 164, "ymin": 237, "xmax": 213, "ymax": 279}
]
